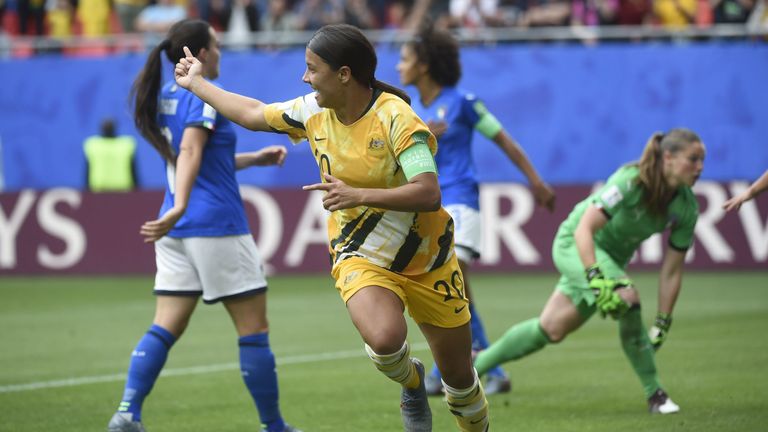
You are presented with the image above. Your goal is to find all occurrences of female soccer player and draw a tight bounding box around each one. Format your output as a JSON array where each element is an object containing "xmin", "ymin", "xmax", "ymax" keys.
[
  {"xmin": 397, "ymin": 24, "xmax": 556, "ymax": 395},
  {"xmin": 107, "ymin": 19, "xmax": 300, "ymax": 432},
  {"xmin": 474, "ymin": 128, "xmax": 705, "ymax": 414},
  {"xmin": 174, "ymin": 23, "xmax": 490, "ymax": 432}
]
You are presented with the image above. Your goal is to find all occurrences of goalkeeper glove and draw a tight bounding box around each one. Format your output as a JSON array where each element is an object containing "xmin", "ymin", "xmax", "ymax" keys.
[
  {"xmin": 585, "ymin": 264, "xmax": 631, "ymax": 319},
  {"xmin": 648, "ymin": 312, "xmax": 672, "ymax": 351}
]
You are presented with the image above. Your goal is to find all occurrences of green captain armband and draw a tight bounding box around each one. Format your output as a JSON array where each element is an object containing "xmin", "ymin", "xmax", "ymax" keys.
[
  {"xmin": 473, "ymin": 101, "xmax": 503, "ymax": 139},
  {"xmin": 399, "ymin": 142, "xmax": 437, "ymax": 181}
]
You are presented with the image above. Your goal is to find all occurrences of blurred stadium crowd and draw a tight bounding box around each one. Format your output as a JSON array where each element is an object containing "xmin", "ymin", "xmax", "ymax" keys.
[{"xmin": 0, "ymin": 0, "xmax": 766, "ymax": 56}]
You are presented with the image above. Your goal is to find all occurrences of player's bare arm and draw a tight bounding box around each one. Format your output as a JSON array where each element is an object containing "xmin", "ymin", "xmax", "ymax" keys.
[{"xmin": 175, "ymin": 46, "xmax": 270, "ymax": 132}]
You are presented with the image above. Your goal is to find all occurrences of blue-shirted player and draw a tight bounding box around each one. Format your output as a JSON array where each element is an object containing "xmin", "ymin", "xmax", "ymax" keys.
[
  {"xmin": 398, "ymin": 24, "xmax": 556, "ymax": 395},
  {"xmin": 107, "ymin": 19, "xmax": 301, "ymax": 432}
]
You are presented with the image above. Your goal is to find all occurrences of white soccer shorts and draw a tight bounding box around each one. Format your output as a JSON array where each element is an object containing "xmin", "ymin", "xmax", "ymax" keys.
[
  {"xmin": 444, "ymin": 204, "xmax": 482, "ymax": 263},
  {"xmin": 154, "ymin": 234, "xmax": 267, "ymax": 304}
]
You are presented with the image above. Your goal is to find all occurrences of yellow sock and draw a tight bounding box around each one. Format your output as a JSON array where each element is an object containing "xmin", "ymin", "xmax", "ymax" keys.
[
  {"xmin": 364, "ymin": 342, "xmax": 420, "ymax": 389},
  {"xmin": 443, "ymin": 371, "xmax": 489, "ymax": 432},
  {"xmin": 404, "ymin": 362, "xmax": 420, "ymax": 389}
]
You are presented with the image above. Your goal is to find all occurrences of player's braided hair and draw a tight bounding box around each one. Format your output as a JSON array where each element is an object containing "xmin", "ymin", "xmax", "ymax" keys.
[
  {"xmin": 636, "ymin": 128, "xmax": 701, "ymax": 216},
  {"xmin": 131, "ymin": 19, "xmax": 211, "ymax": 164},
  {"xmin": 308, "ymin": 24, "xmax": 411, "ymax": 105}
]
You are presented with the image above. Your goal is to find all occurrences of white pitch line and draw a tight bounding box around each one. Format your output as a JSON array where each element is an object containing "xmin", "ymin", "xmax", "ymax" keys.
[{"xmin": 0, "ymin": 342, "xmax": 430, "ymax": 394}]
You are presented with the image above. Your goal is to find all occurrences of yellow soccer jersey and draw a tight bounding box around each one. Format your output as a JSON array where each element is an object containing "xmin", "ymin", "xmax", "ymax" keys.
[{"xmin": 264, "ymin": 90, "xmax": 455, "ymax": 276}]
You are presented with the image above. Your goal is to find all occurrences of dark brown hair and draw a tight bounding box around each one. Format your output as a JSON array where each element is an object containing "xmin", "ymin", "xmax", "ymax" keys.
[
  {"xmin": 308, "ymin": 24, "xmax": 411, "ymax": 105},
  {"xmin": 405, "ymin": 21, "xmax": 461, "ymax": 87},
  {"xmin": 131, "ymin": 19, "xmax": 211, "ymax": 163},
  {"xmin": 635, "ymin": 128, "xmax": 701, "ymax": 216}
]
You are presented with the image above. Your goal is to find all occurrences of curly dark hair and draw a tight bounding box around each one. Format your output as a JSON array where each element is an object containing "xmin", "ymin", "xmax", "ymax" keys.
[{"xmin": 405, "ymin": 22, "xmax": 461, "ymax": 87}]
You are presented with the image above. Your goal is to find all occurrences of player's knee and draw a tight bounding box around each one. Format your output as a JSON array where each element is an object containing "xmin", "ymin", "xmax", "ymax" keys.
[
  {"xmin": 544, "ymin": 328, "xmax": 567, "ymax": 343},
  {"xmin": 539, "ymin": 320, "xmax": 567, "ymax": 343},
  {"xmin": 230, "ymin": 311, "xmax": 269, "ymax": 335},
  {"xmin": 617, "ymin": 287, "xmax": 640, "ymax": 305},
  {"xmin": 154, "ymin": 317, "xmax": 190, "ymax": 339},
  {"xmin": 365, "ymin": 333, "xmax": 406, "ymax": 355},
  {"xmin": 236, "ymin": 322, "xmax": 269, "ymax": 336}
]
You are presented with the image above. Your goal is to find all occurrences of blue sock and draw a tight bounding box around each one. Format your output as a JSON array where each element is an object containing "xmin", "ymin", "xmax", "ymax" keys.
[
  {"xmin": 239, "ymin": 332, "xmax": 285, "ymax": 432},
  {"xmin": 118, "ymin": 324, "xmax": 176, "ymax": 421},
  {"xmin": 469, "ymin": 303, "xmax": 507, "ymax": 378},
  {"xmin": 429, "ymin": 363, "xmax": 442, "ymax": 380},
  {"xmin": 429, "ymin": 303, "xmax": 505, "ymax": 380},
  {"xmin": 469, "ymin": 303, "xmax": 490, "ymax": 351}
]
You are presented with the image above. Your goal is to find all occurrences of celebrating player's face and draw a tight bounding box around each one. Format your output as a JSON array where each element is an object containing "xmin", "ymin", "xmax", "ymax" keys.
[
  {"xmin": 303, "ymin": 49, "xmax": 339, "ymax": 108},
  {"xmin": 665, "ymin": 141, "xmax": 705, "ymax": 187}
]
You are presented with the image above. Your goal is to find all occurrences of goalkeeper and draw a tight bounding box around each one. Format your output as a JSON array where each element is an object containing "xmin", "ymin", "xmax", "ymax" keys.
[{"xmin": 474, "ymin": 128, "xmax": 705, "ymax": 414}]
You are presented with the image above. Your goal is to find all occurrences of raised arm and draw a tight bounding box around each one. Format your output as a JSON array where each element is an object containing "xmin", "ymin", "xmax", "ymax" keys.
[
  {"xmin": 493, "ymin": 130, "xmax": 555, "ymax": 211},
  {"xmin": 175, "ymin": 46, "xmax": 270, "ymax": 132}
]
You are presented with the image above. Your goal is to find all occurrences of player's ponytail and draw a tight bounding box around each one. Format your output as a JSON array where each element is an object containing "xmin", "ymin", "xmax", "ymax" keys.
[
  {"xmin": 132, "ymin": 40, "xmax": 174, "ymax": 163},
  {"xmin": 372, "ymin": 79, "xmax": 411, "ymax": 105},
  {"xmin": 130, "ymin": 19, "xmax": 211, "ymax": 164},
  {"xmin": 636, "ymin": 128, "xmax": 701, "ymax": 216}
]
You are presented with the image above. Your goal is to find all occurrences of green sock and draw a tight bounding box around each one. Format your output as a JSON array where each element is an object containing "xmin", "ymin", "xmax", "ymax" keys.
[
  {"xmin": 474, "ymin": 318, "xmax": 550, "ymax": 376},
  {"xmin": 619, "ymin": 306, "xmax": 661, "ymax": 399}
]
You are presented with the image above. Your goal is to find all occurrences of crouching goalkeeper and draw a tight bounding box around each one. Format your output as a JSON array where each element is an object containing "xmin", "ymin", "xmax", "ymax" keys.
[{"xmin": 474, "ymin": 128, "xmax": 705, "ymax": 414}]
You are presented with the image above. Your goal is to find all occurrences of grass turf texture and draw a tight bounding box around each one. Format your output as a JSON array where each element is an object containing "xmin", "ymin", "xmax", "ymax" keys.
[{"xmin": 1, "ymin": 272, "xmax": 766, "ymax": 431}]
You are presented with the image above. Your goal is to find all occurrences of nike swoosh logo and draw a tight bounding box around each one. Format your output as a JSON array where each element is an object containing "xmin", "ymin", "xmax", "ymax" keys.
[
  {"xmin": 454, "ymin": 305, "xmax": 466, "ymax": 314},
  {"xmin": 470, "ymin": 415, "xmax": 487, "ymax": 425},
  {"xmin": 314, "ymin": 136, "xmax": 327, "ymax": 141}
]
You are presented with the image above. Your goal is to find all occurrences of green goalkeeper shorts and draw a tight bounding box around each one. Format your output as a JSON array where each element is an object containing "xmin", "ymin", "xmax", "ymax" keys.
[{"xmin": 551, "ymin": 229, "xmax": 628, "ymax": 319}]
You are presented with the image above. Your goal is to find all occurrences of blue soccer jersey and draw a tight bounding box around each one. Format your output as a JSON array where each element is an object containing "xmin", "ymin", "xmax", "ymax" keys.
[
  {"xmin": 157, "ymin": 80, "xmax": 250, "ymax": 237},
  {"xmin": 412, "ymin": 87, "xmax": 484, "ymax": 209}
]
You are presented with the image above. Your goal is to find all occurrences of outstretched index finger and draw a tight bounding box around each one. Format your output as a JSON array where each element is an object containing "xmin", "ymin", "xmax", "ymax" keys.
[
  {"xmin": 183, "ymin": 46, "xmax": 193, "ymax": 59},
  {"xmin": 303, "ymin": 182, "xmax": 332, "ymax": 191}
]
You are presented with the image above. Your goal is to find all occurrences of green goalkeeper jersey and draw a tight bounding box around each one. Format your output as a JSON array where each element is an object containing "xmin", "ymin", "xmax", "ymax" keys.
[{"xmin": 557, "ymin": 165, "xmax": 699, "ymax": 267}]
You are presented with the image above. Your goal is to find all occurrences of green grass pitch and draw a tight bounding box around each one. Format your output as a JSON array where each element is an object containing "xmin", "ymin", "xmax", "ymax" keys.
[{"xmin": 1, "ymin": 272, "xmax": 767, "ymax": 431}]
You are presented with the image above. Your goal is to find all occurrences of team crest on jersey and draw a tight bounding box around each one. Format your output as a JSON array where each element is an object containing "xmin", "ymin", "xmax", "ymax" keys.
[
  {"xmin": 369, "ymin": 138, "xmax": 385, "ymax": 151},
  {"xmin": 437, "ymin": 106, "xmax": 447, "ymax": 120}
]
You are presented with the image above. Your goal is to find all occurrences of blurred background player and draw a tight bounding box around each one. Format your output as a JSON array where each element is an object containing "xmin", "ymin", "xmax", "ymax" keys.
[
  {"xmin": 474, "ymin": 128, "xmax": 705, "ymax": 413},
  {"xmin": 397, "ymin": 22, "xmax": 556, "ymax": 396},
  {"xmin": 107, "ymin": 19, "xmax": 300, "ymax": 432},
  {"xmin": 84, "ymin": 117, "xmax": 138, "ymax": 192},
  {"xmin": 174, "ymin": 23, "xmax": 490, "ymax": 432},
  {"xmin": 723, "ymin": 169, "xmax": 768, "ymax": 211}
]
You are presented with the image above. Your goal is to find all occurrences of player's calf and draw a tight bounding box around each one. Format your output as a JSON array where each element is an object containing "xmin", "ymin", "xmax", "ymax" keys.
[{"xmin": 443, "ymin": 371, "xmax": 489, "ymax": 432}]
